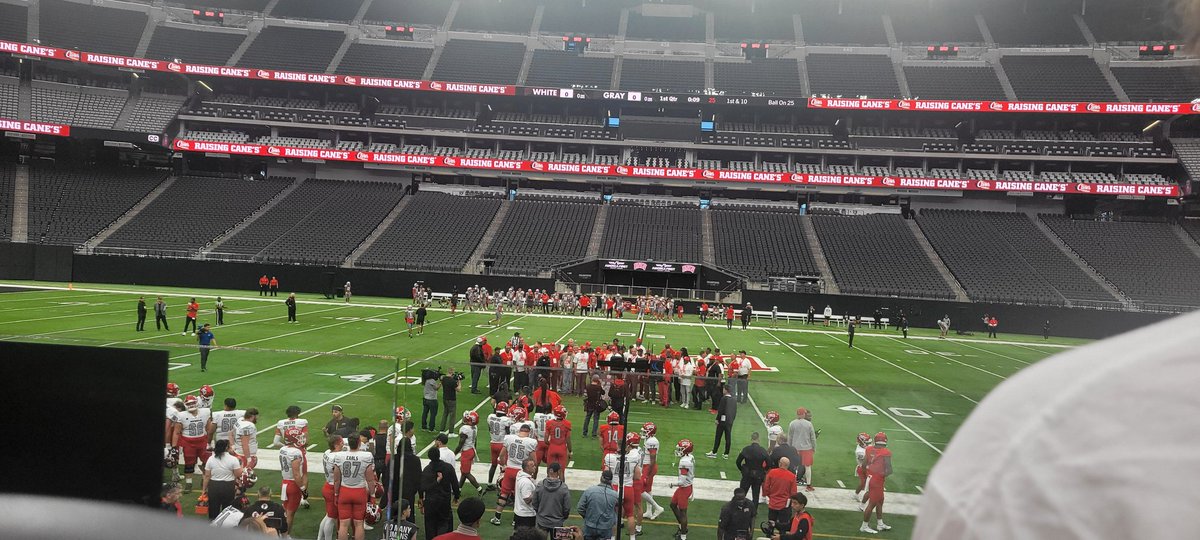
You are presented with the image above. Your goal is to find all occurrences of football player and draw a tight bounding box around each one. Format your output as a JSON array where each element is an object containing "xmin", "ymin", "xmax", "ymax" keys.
[
  {"xmin": 532, "ymin": 407, "xmax": 554, "ymax": 464},
  {"xmin": 604, "ymin": 432, "xmax": 643, "ymax": 539},
  {"xmin": 668, "ymin": 439, "xmax": 696, "ymax": 540},
  {"xmin": 317, "ymin": 436, "xmax": 344, "ymax": 540},
  {"xmin": 766, "ymin": 411, "xmax": 783, "ymax": 451},
  {"xmin": 491, "ymin": 423, "xmax": 537, "ymax": 526},
  {"xmin": 860, "ymin": 432, "xmax": 893, "ymax": 534},
  {"xmin": 639, "ymin": 422, "xmax": 665, "ymax": 520},
  {"xmin": 385, "ymin": 406, "xmax": 415, "ymax": 461},
  {"xmin": 853, "ymin": 432, "xmax": 871, "ymax": 505},
  {"xmin": 332, "ymin": 436, "xmax": 376, "ymax": 540},
  {"xmin": 454, "ymin": 411, "xmax": 482, "ymax": 493},
  {"xmin": 208, "ymin": 397, "xmax": 244, "ymax": 465},
  {"xmin": 598, "ymin": 411, "xmax": 624, "ymax": 466},
  {"xmin": 175, "ymin": 396, "xmax": 211, "ymax": 493},
  {"xmin": 233, "ymin": 408, "xmax": 260, "ymax": 470},
  {"xmin": 197, "ymin": 384, "xmax": 215, "ymax": 410},
  {"xmin": 544, "ymin": 405, "xmax": 573, "ymax": 471},
  {"xmin": 279, "ymin": 426, "xmax": 308, "ymax": 533},
  {"xmin": 485, "ymin": 401, "xmax": 513, "ymax": 490},
  {"xmin": 165, "ymin": 382, "xmax": 182, "ymax": 445},
  {"xmin": 508, "ymin": 406, "xmax": 533, "ymax": 435}
]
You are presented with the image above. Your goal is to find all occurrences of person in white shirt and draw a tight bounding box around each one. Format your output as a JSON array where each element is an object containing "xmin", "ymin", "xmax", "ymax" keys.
[
  {"xmin": 332, "ymin": 437, "xmax": 375, "ymax": 540},
  {"xmin": 574, "ymin": 348, "xmax": 590, "ymax": 396},
  {"xmin": 771, "ymin": 306, "xmax": 779, "ymax": 328},
  {"xmin": 202, "ymin": 439, "xmax": 244, "ymax": 520},
  {"xmin": 512, "ymin": 457, "xmax": 539, "ymax": 530},
  {"xmin": 735, "ymin": 351, "xmax": 752, "ymax": 404},
  {"xmin": 317, "ymin": 436, "xmax": 344, "ymax": 540},
  {"xmin": 823, "ymin": 305, "xmax": 833, "ymax": 326},
  {"xmin": 279, "ymin": 427, "xmax": 308, "ymax": 533},
  {"xmin": 434, "ymin": 433, "xmax": 456, "ymax": 483},
  {"xmin": 678, "ymin": 358, "xmax": 695, "ymax": 409}
]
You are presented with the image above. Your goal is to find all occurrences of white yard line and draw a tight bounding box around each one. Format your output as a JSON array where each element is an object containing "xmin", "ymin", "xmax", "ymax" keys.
[
  {"xmin": 951, "ymin": 340, "xmax": 1035, "ymax": 366},
  {"xmin": 0, "ymin": 290, "xmax": 115, "ymax": 304},
  {"xmin": 0, "ymin": 302, "xmax": 285, "ymax": 342},
  {"xmin": 702, "ymin": 323, "xmax": 770, "ymax": 430},
  {"xmin": 764, "ymin": 330, "xmax": 944, "ymax": 455},
  {"xmin": 886, "ymin": 337, "xmax": 1009, "ymax": 379},
  {"xmin": 0, "ymin": 306, "xmax": 133, "ymax": 325},
  {"xmin": 824, "ymin": 333, "xmax": 979, "ymax": 404}
]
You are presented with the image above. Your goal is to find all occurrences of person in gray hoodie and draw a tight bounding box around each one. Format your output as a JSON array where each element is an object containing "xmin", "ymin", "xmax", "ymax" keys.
[
  {"xmin": 577, "ymin": 470, "xmax": 618, "ymax": 540},
  {"xmin": 532, "ymin": 462, "xmax": 571, "ymax": 532}
]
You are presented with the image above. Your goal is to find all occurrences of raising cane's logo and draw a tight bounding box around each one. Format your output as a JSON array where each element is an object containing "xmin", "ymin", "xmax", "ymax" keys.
[
  {"xmin": 633, "ymin": 262, "xmax": 648, "ymax": 271},
  {"xmin": 616, "ymin": 166, "xmax": 630, "ymax": 175},
  {"xmin": 681, "ymin": 264, "xmax": 697, "ymax": 273},
  {"xmin": 344, "ymin": 76, "xmax": 357, "ymax": 85},
  {"xmin": 898, "ymin": 100, "xmax": 912, "ymax": 110},
  {"xmin": 530, "ymin": 162, "xmax": 544, "ymax": 171},
  {"xmin": 1086, "ymin": 103, "xmax": 1102, "ymax": 113},
  {"xmin": 430, "ymin": 81, "xmax": 443, "ymax": 90},
  {"xmin": 789, "ymin": 173, "xmax": 803, "ymax": 182},
  {"xmin": 1191, "ymin": 102, "xmax": 1200, "ymax": 113},
  {"xmin": 989, "ymin": 101, "xmax": 1005, "ymax": 111},
  {"xmin": 702, "ymin": 170, "xmax": 715, "ymax": 179},
  {"xmin": 881, "ymin": 176, "xmax": 896, "ymax": 186},
  {"xmin": 176, "ymin": 140, "xmax": 191, "ymax": 150},
  {"xmin": 808, "ymin": 97, "xmax": 824, "ymax": 107},
  {"xmin": 167, "ymin": 62, "xmax": 183, "ymax": 73},
  {"xmin": 267, "ymin": 146, "xmax": 281, "ymax": 156},
  {"xmin": 256, "ymin": 70, "xmax": 271, "ymax": 79},
  {"xmin": 976, "ymin": 180, "xmax": 992, "ymax": 190},
  {"xmin": 65, "ymin": 50, "xmax": 80, "ymax": 61},
  {"xmin": 1075, "ymin": 183, "xmax": 1093, "ymax": 193},
  {"xmin": 355, "ymin": 152, "xmax": 369, "ymax": 161},
  {"xmin": 444, "ymin": 157, "xmax": 457, "ymax": 166}
]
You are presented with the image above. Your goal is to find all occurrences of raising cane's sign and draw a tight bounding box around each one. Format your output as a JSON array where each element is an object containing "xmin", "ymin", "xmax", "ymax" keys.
[
  {"xmin": 806, "ymin": 97, "xmax": 1200, "ymax": 115},
  {"xmin": 0, "ymin": 118, "xmax": 70, "ymax": 136},
  {"xmin": 172, "ymin": 139, "xmax": 1181, "ymax": 197}
]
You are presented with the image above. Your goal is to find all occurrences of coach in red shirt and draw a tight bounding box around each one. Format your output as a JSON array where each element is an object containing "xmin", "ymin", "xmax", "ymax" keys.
[{"xmin": 763, "ymin": 457, "xmax": 798, "ymax": 531}]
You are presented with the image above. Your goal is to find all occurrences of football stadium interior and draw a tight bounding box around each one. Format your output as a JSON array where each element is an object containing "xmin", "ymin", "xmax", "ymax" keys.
[{"xmin": 1, "ymin": 0, "xmax": 1199, "ymax": 538}]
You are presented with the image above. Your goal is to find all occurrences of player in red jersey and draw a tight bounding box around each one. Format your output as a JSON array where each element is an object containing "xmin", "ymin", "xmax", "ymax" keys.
[
  {"xmin": 598, "ymin": 411, "xmax": 624, "ymax": 466},
  {"xmin": 860, "ymin": 432, "xmax": 893, "ymax": 534},
  {"xmin": 278, "ymin": 426, "xmax": 308, "ymax": 533},
  {"xmin": 544, "ymin": 405, "xmax": 573, "ymax": 471}
]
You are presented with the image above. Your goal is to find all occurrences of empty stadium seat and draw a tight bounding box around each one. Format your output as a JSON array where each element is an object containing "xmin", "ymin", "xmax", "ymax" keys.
[
  {"xmin": 238, "ymin": 26, "xmax": 344, "ymax": 73},
  {"xmin": 357, "ymin": 192, "xmax": 502, "ymax": 272},
  {"xmin": 904, "ymin": 65, "xmax": 1007, "ymax": 100},
  {"xmin": 984, "ymin": 1, "xmax": 1085, "ymax": 46},
  {"xmin": 125, "ymin": 94, "xmax": 187, "ymax": 133},
  {"xmin": 451, "ymin": 0, "xmax": 537, "ymax": 34},
  {"xmin": 600, "ymin": 205, "xmax": 702, "ymax": 262},
  {"xmin": 0, "ymin": 2, "xmax": 28, "ymax": 42},
  {"xmin": 432, "ymin": 40, "xmax": 525, "ymax": 85},
  {"xmin": 626, "ymin": 12, "xmax": 706, "ymax": 42},
  {"xmin": 1112, "ymin": 66, "xmax": 1200, "ymax": 103},
  {"xmin": 269, "ymin": 0, "xmax": 362, "ymax": 22},
  {"xmin": 812, "ymin": 214, "xmax": 954, "ymax": 299},
  {"xmin": 335, "ymin": 43, "xmax": 433, "ymax": 79},
  {"xmin": 486, "ymin": 199, "xmax": 600, "ymax": 275},
  {"xmin": 1001, "ymin": 56, "xmax": 1118, "ymax": 101},
  {"xmin": 714, "ymin": 59, "xmax": 802, "ymax": 96},
  {"xmin": 27, "ymin": 165, "xmax": 167, "ymax": 246},
  {"xmin": 801, "ymin": 1, "xmax": 887, "ymax": 45},
  {"xmin": 620, "ymin": 58, "xmax": 705, "ymax": 93},
  {"xmin": 526, "ymin": 50, "xmax": 614, "ymax": 90},
  {"xmin": 539, "ymin": 1, "xmax": 623, "ymax": 36},
  {"xmin": 712, "ymin": 210, "xmax": 818, "ymax": 280},
  {"xmin": 39, "ymin": 0, "xmax": 147, "ymax": 56},
  {"xmin": 807, "ymin": 54, "xmax": 901, "ymax": 99},
  {"xmin": 0, "ymin": 76, "xmax": 18, "ymax": 120},
  {"xmin": 364, "ymin": 0, "xmax": 451, "ymax": 26},
  {"xmin": 146, "ymin": 25, "xmax": 247, "ymax": 66}
]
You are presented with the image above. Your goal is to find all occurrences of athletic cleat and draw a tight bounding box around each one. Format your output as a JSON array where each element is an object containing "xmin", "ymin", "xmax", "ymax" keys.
[
  {"xmin": 723, "ymin": 454, "xmax": 729, "ymax": 459},
  {"xmin": 877, "ymin": 523, "xmax": 892, "ymax": 531},
  {"xmin": 650, "ymin": 507, "xmax": 664, "ymax": 520},
  {"xmin": 643, "ymin": 510, "xmax": 652, "ymax": 519},
  {"xmin": 860, "ymin": 524, "xmax": 878, "ymax": 534},
  {"xmin": 706, "ymin": 452, "xmax": 717, "ymax": 458},
  {"xmin": 300, "ymin": 498, "xmax": 310, "ymax": 509},
  {"xmin": 490, "ymin": 517, "xmax": 502, "ymax": 526}
]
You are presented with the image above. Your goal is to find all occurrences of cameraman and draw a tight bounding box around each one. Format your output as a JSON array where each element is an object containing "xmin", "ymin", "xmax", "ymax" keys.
[
  {"xmin": 440, "ymin": 368, "xmax": 463, "ymax": 432},
  {"xmin": 422, "ymin": 368, "xmax": 442, "ymax": 432}
]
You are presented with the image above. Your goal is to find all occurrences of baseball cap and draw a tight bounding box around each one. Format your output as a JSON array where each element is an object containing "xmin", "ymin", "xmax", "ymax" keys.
[
  {"xmin": 601, "ymin": 470, "xmax": 614, "ymax": 484},
  {"xmin": 456, "ymin": 497, "xmax": 486, "ymax": 524}
]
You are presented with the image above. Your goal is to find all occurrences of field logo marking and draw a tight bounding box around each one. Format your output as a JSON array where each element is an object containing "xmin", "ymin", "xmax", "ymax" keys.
[
  {"xmin": 840, "ymin": 404, "xmax": 933, "ymax": 419},
  {"xmin": 339, "ymin": 374, "xmax": 374, "ymax": 383}
]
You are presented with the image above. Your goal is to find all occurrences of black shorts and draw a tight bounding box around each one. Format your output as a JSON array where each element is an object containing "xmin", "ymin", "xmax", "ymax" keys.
[{"xmin": 416, "ymin": 317, "xmax": 426, "ymax": 324}]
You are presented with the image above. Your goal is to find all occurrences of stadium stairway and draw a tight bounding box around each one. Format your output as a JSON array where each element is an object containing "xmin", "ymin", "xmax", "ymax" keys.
[
  {"xmin": 1170, "ymin": 139, "xmax": 1200, "ymax": 182},
  {"xmin": 1098, "ymin": 55, "xmax": 1131, "ymax": 102},
  {"xmin": 701, "ymin": 208, "xmax": 715, "ymax": 267},
  {"xmin": 112, "ymin": 87, "xmax": 141, "ymax": 132},
  {"xmin": 17, "ymin": 76, "xmax": 30, "ymax": 119},
  {"xmin": 584, "ymin": 202, "xmax": 609, "ymax": 260},
  {"xmin": 342, "ymin": 193, "xmax": 411, "ymax": 268},
  {"xmin": 1171, "ymin": 224, "xmax": 1200, "ymax": 261},
  {"xmin": 204, "ymin": 177, "xmax": 306, "ymax": 255},
  {"xmin": 226, "ymin": 20, "xmax": 262, "ymax": 67},
  {"xmin": 326, "ymin": 30, "xmax": 357, "ymax": 75},
  {"xmin": 461, "ymin": 198, "xmax": 512, "ymax": 274},
  {"xmin": 990, "ymin": 54, "xmax": 1019, "ymax": 101},
  {"xmin": 10, "ymin": 164, "xmax": 28, "ymax": 243},
  {"xmin": 80, "ymin": 175, "xmax": 176, "ymax": 251},
  {"xmin": 798, "ymin": 215, "xmax": 839, "ymax": 294},
  {"xmin": 907, "ymin": 219, "xmax": 970, "ymax": 302},
  {"xmin": 1030, "ymin": 215, "xmax": 1133, "ymax": 309}
]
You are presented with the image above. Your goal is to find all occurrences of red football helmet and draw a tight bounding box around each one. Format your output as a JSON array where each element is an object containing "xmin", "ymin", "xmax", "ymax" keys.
[
  {"xmin": 874, "ymin": 432, "xmax": 888, "ymax": 445},
  {"xmin": 199, "ymin": 385, "xmax": 214, "ymax": 398},
  {"xmin": 365, "ymin": 502, "xmax": 381, "ymax": 525},
  {"xmin": 765, "ymin": 411, "xmax": 780, "ymax": 425},
  {"xmin": 510, "ymin": 406, "xmax": 528, "ymax": 422},
  {"xmin": 166, "ymin": 382, "xmax": 180, "ymax": 398},
  {"xmin": 626, "ymin": 432, "xmax": 641, "ymax": 447},
  {"xmin": 395, "ymin": 406, "xmax": 411, "ymax": 421},
  {"xmin": 857, "ymin": 432, "xmax": 871, "ymax": 447},
  {"xmin": 495, "ymin": 401, "xmax": 510, "ymax": 415},
  {"xmin": 607, "ymin": 411, "xmax": 620, "ymax": 425},
  {"xmin": 283, "ymin": 426, "xmax": 304, "ymax": 447},
  {"xmin": 184, "ymin": 395, "xmax": 199, "ymax": 410},
  {"xmin": 237, "ymin": 468, "xmax": 257, "ymax": 490},
  {"xmin": 163, "ymin": 447, "xmax": 180, "ymax": 469},
  {"xmin": 553, "ymin": 405, "xmax": 568, "ymax": 420},
  {"xmin": 462, "ymin": 411, "xmax": 479, "ymax": 426},
  {"xmin": 675, "ymin": 439, "xmax": 694, "ymax": 457},
  {"xmin": 641, "ymin": 422, "xmax": 657, "ymax": 437},
  {"xmin": 373, "ymin": 482, "xmax": 386, "ymax": 501}
]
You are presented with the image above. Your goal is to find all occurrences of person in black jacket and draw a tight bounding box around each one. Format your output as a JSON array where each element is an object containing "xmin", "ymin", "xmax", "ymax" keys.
[
  {"xmin": 469, "ymin": 339, "xmax": 487, "ymax": 394},
  {"xmin": 735, "ymin": 432, "xmax": 770, "ymax": 509},
  {"xmin": 717, "ymin": 487, "xmax": 755, "ymax": 540},
  {"xmin": 769, "ymin": 434, "xmax": 804, "ymax": 480},
  {"xmin": 419, "ymin": 447, "xmax": 461, "ymax": 539},
  {"xmin": 740, "ymin": 303, "xmax": 753, "ymax": 330},
  {"xmin": 285, "ymin": 293, "xmax": 297, "ymax": 323},
  {"xmin": 390, "ymin": 429, "xmax": 422, "ymax": 517},
  {"xmin": 772, "ymin": 494, "xmax": 813, "ymax": 540},
  {"xmin": 136, "ymin": 296, "xmax": 147, "ymax": 331},
  {"xmin": 708, "ymin": 384, "xmax": 737, "ymax": 458}
]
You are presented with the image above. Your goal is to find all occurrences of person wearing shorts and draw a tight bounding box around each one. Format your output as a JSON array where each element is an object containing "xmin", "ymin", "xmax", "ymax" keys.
[
  {"xmin": 333, "ymin": 437, "xmax": 375, "ymax": 540},
  {"xmin": 318, "ymin": 436, "xmax": 344, "ymax": 540}
]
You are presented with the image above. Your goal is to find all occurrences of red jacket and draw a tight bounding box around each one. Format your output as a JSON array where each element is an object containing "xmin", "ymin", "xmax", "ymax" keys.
[{"xmin": 763, "ymin": 468, "xmax": 798, "ymax": 510}]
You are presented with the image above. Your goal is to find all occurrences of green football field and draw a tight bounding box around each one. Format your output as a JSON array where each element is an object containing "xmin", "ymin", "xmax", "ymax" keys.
[{"xmin": 0, "ymin": 280, "xmax": 1083, "ymax": 539}]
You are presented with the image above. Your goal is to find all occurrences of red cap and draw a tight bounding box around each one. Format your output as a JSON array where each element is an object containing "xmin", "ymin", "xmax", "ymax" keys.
[
  {"xmin": 874, "ymin": 432, "xmax": 888, "ymax": 444},
  {"xmin": 796, "ymin": 407, "xmax": 808, "ymax": 417}
]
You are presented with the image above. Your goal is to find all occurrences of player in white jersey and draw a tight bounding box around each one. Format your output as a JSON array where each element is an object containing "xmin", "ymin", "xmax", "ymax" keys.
[
  {"xmin": 232, "ymin": 408, "xmax": 260, "ymax": 470},
  {"xmin": 165, "ymin": 382, "xmax": 182, "ymax": 446},
  {"xmin": 640, "ymin": 423, "xmax": 665, "ymax": 520},
  {"xmin": 197, "ymin": 384, "xmax": 215, "ymax": 410},
  {"xmin": 854, "ymin": 432, "xmax": 871, "ymax": 504},
  {"xmin": 278, "ymin": 427, "xmax": 308, "ymax": 532},
  {"xmin": 385, "ymin": 406, "xmax": 416, "ymax": 458},
  {"xmin": 491, "ymin": 423, "xmax": 538, "ymax": 526},
  {"xmin": 173, "ymin": 396, "xmax": 211, "ymax": 492},
  {"xmin": 532, "ymin": 411, "xmax": 554, "ymax": 464},
  {"xmin": 332, "ymin": 436, "xmax": 376, "ymax": 540},
  {"xmin": 207, "ymin": 396, "xmax": 245, "ymax": 489},
  {"xmin": 669, "ymin": 439, "xmax": 696, "ymax": 540},
  {"xmin": 605, "ymin": 432, "xmax": 643, "ymax": 539},
  {"xmin": 454, "ymin": 411, "xmax": 482, "ymax": 492},
  {"xmin": 317, "ymin": 436, "xmax": 345, "ymax": 540},
  {"xmin": 765, "ymin": 411, "xmax": 784, "ymax": 451},
  {"xmin": 486, "ymin": 402, "xmax": 513, "ymax": 489}
]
